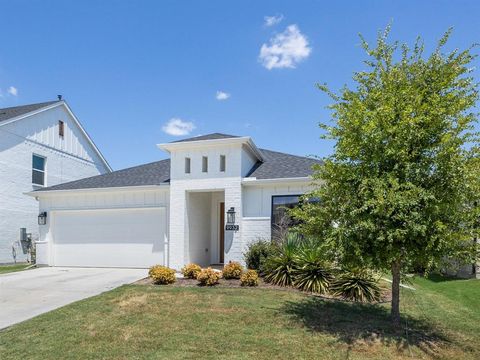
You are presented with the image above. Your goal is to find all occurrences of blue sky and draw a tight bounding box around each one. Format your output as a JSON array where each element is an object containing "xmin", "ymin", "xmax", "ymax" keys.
[{"xmin": 0, "ymin": 1, "xmax": 479, "ymax": 170}]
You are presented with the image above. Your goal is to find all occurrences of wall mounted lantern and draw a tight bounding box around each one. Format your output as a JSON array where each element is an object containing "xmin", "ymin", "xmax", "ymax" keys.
[
  {"xmin": 226, "ymin": 207, "xmax": 236, "ymax": 224},
  {"xmin": 225, "ymin": 207, "xmax": 239, "ymax": 231},
  {"xmin": 38, "ymin": 212, "xmax": 47, "ymax": 225}
]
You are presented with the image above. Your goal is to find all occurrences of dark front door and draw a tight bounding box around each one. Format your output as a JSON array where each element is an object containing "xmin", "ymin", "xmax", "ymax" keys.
[{"xmin": 219, "ymin": 202, "xmax": 225, "ymax": 263}]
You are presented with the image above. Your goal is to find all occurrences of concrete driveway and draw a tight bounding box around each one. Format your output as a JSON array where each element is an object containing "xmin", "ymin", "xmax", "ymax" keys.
[{"xmin": 0, "ymin": 267, "xmax": 146, "ymax": 330}]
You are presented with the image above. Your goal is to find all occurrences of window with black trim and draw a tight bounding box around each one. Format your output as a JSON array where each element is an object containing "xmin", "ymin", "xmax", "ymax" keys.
[
  {"xmin": 32, "ymin": 154, "xmax": 46, "ymax": 186},
  {"xmin": 271, "ymin": 195, "xmax": 300, "ymax": 240},
  {"xmin": 185, "ymin": 157, "xmax": 191, "ymax": 174}
]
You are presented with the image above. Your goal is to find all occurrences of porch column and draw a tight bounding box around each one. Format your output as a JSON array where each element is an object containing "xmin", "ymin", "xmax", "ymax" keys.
[
  {"xmin": 223, "ymin": 182, "xmax": 243, "ymax": 264},
  {"xmin": 168, "ymin": 183, "xmax": 187, "ymax": 270}
]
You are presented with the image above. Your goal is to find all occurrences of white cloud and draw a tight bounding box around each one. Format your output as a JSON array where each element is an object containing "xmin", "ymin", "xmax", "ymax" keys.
[
  {"xmin": 162, "ymin": 118, "xmax": 196, "ymax": 136},
  {"xmin": 259, "ymin": 24, "xmax": 311, "ymax": 70},
  {"xmin": 216, "ymin": 91, "xmax": 230, "ymax": 101},
  {"xmin": 7, "ymin": 86, "xmax": 18, "ymax": 96},
  {"xmin": 264, "ymin": 14, "xmax": 284, "ymax": 27}
]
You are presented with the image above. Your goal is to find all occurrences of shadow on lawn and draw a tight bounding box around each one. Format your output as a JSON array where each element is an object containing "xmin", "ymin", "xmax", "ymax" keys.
[{"xmin": 282, "ymin": 297, "xmax": 448, "ymax": 356}]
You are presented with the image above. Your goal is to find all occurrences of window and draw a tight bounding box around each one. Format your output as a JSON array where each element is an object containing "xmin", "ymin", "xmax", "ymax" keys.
[
  {"xmin": 32, "ymin": 154, "xmax": 46, "ymax": 186},
  {"xmin": 202, "ymin": 156, "xmax": 208, "ymax": 172},
  {"xmin": 271, "ymin": 195, "xmax": 301, "ymax": 241},
  {"xmin": 220, "ymin": 155, "xmax": 226, "ymax": 172},
  {"xmin": 58, "ymin": 120, "xmax": 64, "ymax": 138},
  {"xmin": 185, "ymin": 157, "xmax": 191, "ymax": 174}
]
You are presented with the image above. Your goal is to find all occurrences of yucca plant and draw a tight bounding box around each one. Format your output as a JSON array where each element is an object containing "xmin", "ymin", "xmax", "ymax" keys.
[
  {"xmin": 330, "ymin": 269, "xmax": 383, "ymax": 303},
  {"xmin": 264, "ymin": 233, "xmax": 300, "ymax": 287},
  {"xmin": 292, "ymin": 240, "xmax": 334, "ymax": 293}
]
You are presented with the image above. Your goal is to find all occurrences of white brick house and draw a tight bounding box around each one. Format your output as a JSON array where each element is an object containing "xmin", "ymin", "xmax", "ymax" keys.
[
  {"xmin": 30, "ymin": 133, "xmax": 320, "ymax": 269},
  {"xmin": 0, "ymin": 100, "xmax": 111, "ymax": 263}
]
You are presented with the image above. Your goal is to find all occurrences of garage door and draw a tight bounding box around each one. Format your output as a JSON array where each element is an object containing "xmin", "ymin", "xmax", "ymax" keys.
[{"xmin": 52, "ymin": 207, "xmax": 166, "ymax": 268}]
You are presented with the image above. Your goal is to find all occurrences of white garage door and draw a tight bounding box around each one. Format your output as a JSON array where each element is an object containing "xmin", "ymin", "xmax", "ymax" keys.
[{"xmin": 52, "ymin": 207, "xmax": 166, "ymax": 268}]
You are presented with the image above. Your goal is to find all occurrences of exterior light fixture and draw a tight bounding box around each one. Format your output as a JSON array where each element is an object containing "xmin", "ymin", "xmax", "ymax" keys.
[
  {"xmin": 225, "ymin": 207, "xmax": 239, "ymax": 231},
  {"xmin": 226, "ymin": 207, "xmax": 235, "ymax": 224},
  {"xmin": 38, "ymin": 212, "xmax": 47, "ymax": 225}
]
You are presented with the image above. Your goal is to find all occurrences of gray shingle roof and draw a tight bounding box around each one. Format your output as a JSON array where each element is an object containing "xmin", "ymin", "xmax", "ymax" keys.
[
  {"xmin": 248, "ymin": 149, "xmax": 322, "ymax": 179},
  {"xmin": 0, "ymin": 101, "xmax": 60, "ymax": 123},
  {"xmin": 36, "ymin": 147, "xmax": 321, "ymax": 192},
  {"xmin": 172, "ymin": 133, "xmax": 239, "ymax": 143},
  {"xmin": 37, "ymin": 159, "xmax": 170, "ymax": 191}
]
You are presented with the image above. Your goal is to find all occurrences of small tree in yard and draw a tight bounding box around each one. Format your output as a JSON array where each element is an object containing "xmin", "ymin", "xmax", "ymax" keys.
[{"xmin": 292, "ymin": 27, "xmax": 479, "ymax": 326}]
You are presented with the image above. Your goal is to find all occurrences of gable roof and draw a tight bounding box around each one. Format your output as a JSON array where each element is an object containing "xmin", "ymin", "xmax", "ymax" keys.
[
  {"xmin": 0, "ymin": 100, "xmax": 112, "ymax": 172},
  {"xmin": 35, "ymin": 159, "xmax": 170, "ymax": 191},
  {"xmin": 0, "ymin": 101, "xmax": 60, "ymax": 123},
  {"xmin": 172, "ymin": 133, "xmax": 240, "ymax": 143}
]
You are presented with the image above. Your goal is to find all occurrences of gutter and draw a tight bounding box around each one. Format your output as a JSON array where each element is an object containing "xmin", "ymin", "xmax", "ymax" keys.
[
  {"xmin": 25, "ymin": 183, "xmax": 170, "ymax": 197},
  {"xmin": 241, "ymin": 177, "xmax": 313, "ymax": 185}
]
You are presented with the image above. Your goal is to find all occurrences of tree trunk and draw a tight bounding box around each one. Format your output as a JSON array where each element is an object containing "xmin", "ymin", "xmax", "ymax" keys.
[{"xmin": 391, "ymin": 259, "xmax": 401, "ymax": 327}]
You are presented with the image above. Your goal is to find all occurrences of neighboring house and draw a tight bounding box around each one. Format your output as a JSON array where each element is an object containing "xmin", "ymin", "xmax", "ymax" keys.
[
  {"xmin": 0, "ymin": 100, "xmax": 111, "ymax": 263},
  {"xmin": 30, "ymin": 133, "xmax": 321, "ymax": 269}
]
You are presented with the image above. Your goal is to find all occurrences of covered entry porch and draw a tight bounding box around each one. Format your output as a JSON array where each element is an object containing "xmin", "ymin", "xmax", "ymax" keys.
[{"xmin": 186, "ymin": 190, "xmax": 227, "ymax": 267}]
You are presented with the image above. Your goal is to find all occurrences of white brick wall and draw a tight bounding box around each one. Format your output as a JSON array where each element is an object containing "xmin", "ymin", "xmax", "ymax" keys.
[{"xmin": 0, "ymin": 104, "xmax": 109, "ymax": 263}]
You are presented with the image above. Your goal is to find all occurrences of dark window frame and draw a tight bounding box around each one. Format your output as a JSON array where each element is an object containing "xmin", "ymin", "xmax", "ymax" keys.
[
  {"xmin": 32, "ymin": 154, "xmax": 46, "ymax": 186},
  {"xmin": 271, "ymin": 194, "xmax": 302, "ymax": 239},
  {"xmin": 58, "ymin": 120, "xmax": 65, "ymax": 138}
]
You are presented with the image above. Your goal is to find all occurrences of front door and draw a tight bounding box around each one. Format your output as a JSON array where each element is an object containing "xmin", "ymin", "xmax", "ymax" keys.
[{"xmin": 219, "ymin": 202, "xmax": 225, "ymax": 263}]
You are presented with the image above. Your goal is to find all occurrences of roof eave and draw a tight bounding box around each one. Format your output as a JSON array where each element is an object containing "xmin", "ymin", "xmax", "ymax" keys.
[{"xmin": 25, "ymin": 183, "xmax": 170, "ymax": 197}]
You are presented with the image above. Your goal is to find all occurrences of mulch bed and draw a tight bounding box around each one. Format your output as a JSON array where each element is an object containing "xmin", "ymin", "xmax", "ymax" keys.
[{"xmin": 134, "ymin": 276, "xmax": 391, "ymax": 303}]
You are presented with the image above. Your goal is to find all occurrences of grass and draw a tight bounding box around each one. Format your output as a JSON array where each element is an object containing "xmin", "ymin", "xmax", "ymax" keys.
[
  {"xmin": 0, "ymin": 263, "xmax": 30, "ymax": 274},
  {"xmin": 0, "ymin": 275, "xmax": 478, "ymax": 360}
]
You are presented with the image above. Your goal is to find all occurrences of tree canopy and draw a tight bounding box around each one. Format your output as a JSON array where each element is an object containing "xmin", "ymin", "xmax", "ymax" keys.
[{"xmin": 292, "ymin": 27, "xmax": 479, "ymax": 325}]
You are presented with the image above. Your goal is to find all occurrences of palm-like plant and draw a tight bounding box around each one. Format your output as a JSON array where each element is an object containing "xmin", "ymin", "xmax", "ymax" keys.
[
  {"xmin": 264, "ymin": 234, "xmax": 300, "ymax": 286},
  {"xmin": 330, "ymin": 269, "xmax": 383, "ymax": 303},
  {"xmin": 292, "ymin": 240, "xmax": 334, "ymax": 293}
]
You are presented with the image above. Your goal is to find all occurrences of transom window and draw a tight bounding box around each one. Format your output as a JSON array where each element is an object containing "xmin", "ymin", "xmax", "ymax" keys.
[
  {"xmin": 202, "ymin": 156, "xmax": 208, "ymax": 172},
  {"xmin": 32, "ymin": 154, "xmax": 46, "ymax": 186},
  {"xmin": 220, "ymin": 155, "xmax": 226, "ymax": 172}
]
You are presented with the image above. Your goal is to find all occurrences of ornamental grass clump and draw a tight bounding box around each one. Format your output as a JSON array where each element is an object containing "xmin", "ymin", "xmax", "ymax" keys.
[
  {"xmin": 197, "ymin": 267, "xmax": 221, "ymax": 286},
  {"xmin": 240, "ymin": 270, "xmax": 259, "ymax": 287},
  {"xmin": 222, "ymin": 261, "xmax": 244, "ymax": 279},
  {"xmin": 148, "ymin": 265, "xmax": 176, "ymax": 285},
  {"xmin": 330, "ymin": 269, "xmax": 383, "ymax": 303},
  {"xmin": 181, "ymin": 263, "xmax": 202, "ymax": 279}
]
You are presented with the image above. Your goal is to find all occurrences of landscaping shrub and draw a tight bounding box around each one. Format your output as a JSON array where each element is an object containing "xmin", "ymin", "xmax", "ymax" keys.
[
  {"xmin": 222, "ymin": 261, "xmax": 244, "ymax": 279},
  {"xmin": 240, "ymin": 270, "xmax": 259, "ymax": 287},
  {"xmin": 181, "ymin": 263, "xmax": 202, "ymax": 279},
  {"xmin": 197, "ymin": 267, "xmax": 221, "ymax": 286},
  {"xmin": 330, "ymin": 269, "xmax": 383, "ymax": 303},
  {"xmin": 292, "ymin": 240, "xmax": 334, "ymax": 293},
  {"xmin": 243, "ymin": 239, "xmax": 277, "ymax": 275},
  {"xmin": 148, "ymin": 265, "xmax": 176, "ymax": 285},
  {"xmin": 264, "ymin": 234, "xmax": 300, "ymax": 286}
]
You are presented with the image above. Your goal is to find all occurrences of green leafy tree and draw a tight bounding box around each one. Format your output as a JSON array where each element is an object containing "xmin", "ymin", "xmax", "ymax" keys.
[{"xmin": 292, "ymin": 27, "xmax": 479, "ymax": 326}]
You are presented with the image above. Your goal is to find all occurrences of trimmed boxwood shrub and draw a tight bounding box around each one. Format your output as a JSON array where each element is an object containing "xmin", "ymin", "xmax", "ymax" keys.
[
  {"xmin": 222, "ymin": 261, "xmax": 244, "ymax": 279},
  {"xmin": 148, "ymin": 265, "xmax": 176, "ymax": 285},
  {"xmin": 197, "ymin": 267, "xmax": 221, "ymax": 286},
  {"xmin": 240, "ymin": 270, "xmax": 259, "ymax": 287},
  {"xmin": 181, "ymin": 263, "xmax": 202, "ymax": 279}
]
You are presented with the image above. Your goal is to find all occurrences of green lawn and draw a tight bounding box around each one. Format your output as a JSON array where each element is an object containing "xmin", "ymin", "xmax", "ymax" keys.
[
  {"xmin": 0, "ymin": 275, "xmax": 478, "ymax": 360},
  {"xmin": 0, "ymin": 263, "xmax": 30, "ymax": 274}
]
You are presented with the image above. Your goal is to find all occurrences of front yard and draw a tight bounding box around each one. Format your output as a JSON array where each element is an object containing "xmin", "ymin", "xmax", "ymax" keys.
[{"xmin": 0, "ymin": 275, "xmax": 478, "ymax": 360}]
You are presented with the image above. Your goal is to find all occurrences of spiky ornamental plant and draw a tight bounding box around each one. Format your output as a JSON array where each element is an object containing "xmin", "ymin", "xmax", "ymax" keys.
[
  {"xmin": 291, "ymin": 27, "xmax": 479, "ymax": 326},
  {"xmin": 330, "ymin": 269, "xmax": 383, "ymax": 303},
  {"xmin": 292, "ymin": 239, "xmax": 334, "ymax": 293},
  {"xmin": 264, "ymin": 233, "xmax": 300, "ymax": 287}
]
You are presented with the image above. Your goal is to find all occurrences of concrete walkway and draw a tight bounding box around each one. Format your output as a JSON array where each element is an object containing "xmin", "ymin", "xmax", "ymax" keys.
[{"xmin": 0, "ymin": 267, "xmax": 146, "ymax": 330}]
